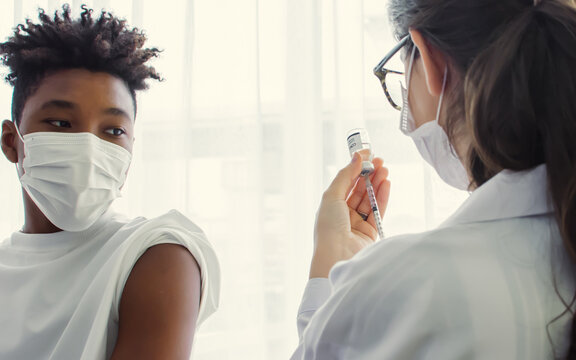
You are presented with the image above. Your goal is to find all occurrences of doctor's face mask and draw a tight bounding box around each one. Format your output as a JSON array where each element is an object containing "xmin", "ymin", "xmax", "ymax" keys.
[{"xmin": 400, "ymin": 46, "xmax": 470, "ymax": 190}]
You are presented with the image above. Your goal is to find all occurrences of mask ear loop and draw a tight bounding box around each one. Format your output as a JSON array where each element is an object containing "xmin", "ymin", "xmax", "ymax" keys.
[
  {"xmin": 400, "ymin": 45, "xmax": 418, "ymax": 134},
  {"xmin": 12, "ymin": 121, "xmax": 26, "ymax": 233},
  {"xmin": 405, "ymin": 46, "xmax": 417, "ymax": 91},
  {"xmin": 15, "ymin": 123, "xmax": 25, "ymax": 140},
  {"xmin": 435, "ymin": 68, "xmax": 461, "ymax": 161},
  {"xmin": 12, "ymin": 121, "xmax": 26, "ymax": 177},
  {"xmin": 435, "ymin": 66, "xmax": 448, "ymax": 124}
]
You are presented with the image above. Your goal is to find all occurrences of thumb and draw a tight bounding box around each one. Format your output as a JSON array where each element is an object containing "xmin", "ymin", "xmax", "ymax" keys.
[{"xmin": 324, "ymin": 152, "xmax": 363, "ymax": 201}]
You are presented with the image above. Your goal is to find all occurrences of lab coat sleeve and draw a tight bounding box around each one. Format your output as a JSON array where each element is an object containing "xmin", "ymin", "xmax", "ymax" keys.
[
  {"xmin": 297, "ymin": 278, "xmax": 332, "ymax": 339},
  {"xmin": 291, "ymin": 233, "xmax": 472, "ymax": 360}
]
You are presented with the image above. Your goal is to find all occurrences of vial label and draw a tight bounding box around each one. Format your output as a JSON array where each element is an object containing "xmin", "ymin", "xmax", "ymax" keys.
[
  {"xmin": 347, "ymin": 128, "xmax": 374, "ymax": 175},
  {"xmin": 347, "ymin": 132, "xmax": 363, "ymax": 156}
]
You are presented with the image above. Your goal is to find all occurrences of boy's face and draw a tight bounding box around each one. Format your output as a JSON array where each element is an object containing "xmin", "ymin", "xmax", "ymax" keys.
[{"xmin": 2, "ymin": 68, "xmax": 135, "ymax": 167}]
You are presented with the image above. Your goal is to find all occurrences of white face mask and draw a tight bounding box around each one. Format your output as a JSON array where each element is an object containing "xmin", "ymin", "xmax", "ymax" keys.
[
  {"xmin": 15, "ymin": 128, "xmax": 132, "ymax": 232},
  {"xmin": 400, "ymin": 47, "xmax": 470, "ymax": 190}
]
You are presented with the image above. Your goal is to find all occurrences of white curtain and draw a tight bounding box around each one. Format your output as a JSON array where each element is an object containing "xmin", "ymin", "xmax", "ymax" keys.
[{"xmin": 0, "ymin": 0, "xmax": 468, "ymax": 358}]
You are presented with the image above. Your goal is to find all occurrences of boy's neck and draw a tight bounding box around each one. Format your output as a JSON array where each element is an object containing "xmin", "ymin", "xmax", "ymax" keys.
[{"xmin": 21, "ymin": 191, "xmax": 62, "ymax": 234}]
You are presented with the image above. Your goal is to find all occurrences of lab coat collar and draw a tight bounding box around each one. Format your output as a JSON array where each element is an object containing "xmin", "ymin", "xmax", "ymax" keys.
[{"xmin": 440, "ymin": 164, "xmax": 553, "ymax": 228}]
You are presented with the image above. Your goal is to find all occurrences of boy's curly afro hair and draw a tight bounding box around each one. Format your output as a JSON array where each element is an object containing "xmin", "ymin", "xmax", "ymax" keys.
[{"xmin": 0, "ymin": 4, "xmax": 162, "ymax": 123}]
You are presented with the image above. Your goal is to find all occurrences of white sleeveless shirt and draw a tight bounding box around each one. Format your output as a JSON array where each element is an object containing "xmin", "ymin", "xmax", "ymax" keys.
[{"xmin": 0, "ymin": 209, "xmax": 220, "ymax": 360}]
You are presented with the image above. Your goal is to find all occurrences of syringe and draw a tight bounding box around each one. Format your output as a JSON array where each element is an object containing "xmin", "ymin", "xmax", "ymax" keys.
[
  {"xmin": 364, "ymin": 174, "xmax": 385, "ymax": 240},
  {"xmin": 346, "ymin": 128, "xmax": 386, "ymax": 240}
]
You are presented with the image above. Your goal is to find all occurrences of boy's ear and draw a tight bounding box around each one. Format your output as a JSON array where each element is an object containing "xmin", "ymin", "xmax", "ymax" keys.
[{"xmin": 1, "ymin": 120, "xmax": 20, "ymax": 163}]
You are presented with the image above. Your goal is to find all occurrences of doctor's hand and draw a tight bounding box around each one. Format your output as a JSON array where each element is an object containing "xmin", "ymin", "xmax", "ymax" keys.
[{"xmin": 310, "ymin": 153, "xmax": 390, "ymax": 279}]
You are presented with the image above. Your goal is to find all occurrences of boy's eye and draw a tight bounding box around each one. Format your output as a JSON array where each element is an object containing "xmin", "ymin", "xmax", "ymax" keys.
[
  {"xmin": 47, "ymin": 119, "xmax": 71, "ymax": 128},
  {"xmin": 105, "ymin": 128, "xmax": 126, "ymax": 136}
]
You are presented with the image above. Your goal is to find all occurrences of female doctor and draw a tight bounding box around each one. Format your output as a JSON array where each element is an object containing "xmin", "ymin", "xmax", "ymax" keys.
[{"xmin": 292, "ymin": 0, "xmax": 576, "ymax": 359}]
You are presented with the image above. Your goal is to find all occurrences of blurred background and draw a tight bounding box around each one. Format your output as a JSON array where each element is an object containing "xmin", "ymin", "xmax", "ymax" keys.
[{"xmin": 0, "ymin": 0, "xmax": 468, "ymax": 358}]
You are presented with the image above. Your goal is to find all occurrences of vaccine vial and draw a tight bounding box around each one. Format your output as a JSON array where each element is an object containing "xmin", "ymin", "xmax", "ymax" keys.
[{"xmin": 347, "ymin": 128, "xmax": 374, "ymax": 176}]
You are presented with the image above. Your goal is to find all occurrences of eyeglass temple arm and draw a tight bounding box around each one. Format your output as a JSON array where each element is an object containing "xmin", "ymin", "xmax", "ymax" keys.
[{"xmin": 373, "ymin": 35, "xmax": 410, "ymax": 74}]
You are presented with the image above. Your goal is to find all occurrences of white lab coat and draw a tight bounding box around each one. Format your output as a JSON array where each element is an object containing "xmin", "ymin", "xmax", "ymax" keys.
[{"xmin": 292, "ymin": 164, "xmax": 576, "ymax": 359}]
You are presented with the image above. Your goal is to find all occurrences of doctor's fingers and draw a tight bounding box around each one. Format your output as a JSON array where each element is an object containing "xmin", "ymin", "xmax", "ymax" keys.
[
  {"xmin": 346, "ymin": 157, "xmax": 386, "ymax": 209},
  {"xmin": 349, "ymin": 208, "xmax": 378, "ymax": 240},
  {"xmin": 324, "ymin": 152, "xmax": 364, "ymax": 201},
  {"xmin": 353, "ymin": 164, "xmax": 389, "ymax": 217}
]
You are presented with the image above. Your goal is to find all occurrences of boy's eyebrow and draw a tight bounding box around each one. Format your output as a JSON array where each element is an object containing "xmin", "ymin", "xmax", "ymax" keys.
[
  {"xmin": 40, "ymin": 100, "xmax": 132, "ymax": 120},
  {"xmin": 40, "ymin": 99, "xmax": 76, "ymax": 110},
  {"xmin": 103, "ymin": 107, "xmax": 132, "ymax": 120}
]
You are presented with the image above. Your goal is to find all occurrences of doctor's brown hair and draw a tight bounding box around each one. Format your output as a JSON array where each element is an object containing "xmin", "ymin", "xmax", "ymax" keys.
[
  {"xmin": 389, "ymin": 0, "xmax": 576, "ymax": 357},
  {"xmin": 0, "ymin": 4, "xmax": 162, "ymax": 124}
]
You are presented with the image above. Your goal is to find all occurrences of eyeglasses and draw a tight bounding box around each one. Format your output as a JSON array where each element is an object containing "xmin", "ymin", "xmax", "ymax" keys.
[{"xmin": 373, "ymin": 35, "xmax": 410, "ymax": 111}]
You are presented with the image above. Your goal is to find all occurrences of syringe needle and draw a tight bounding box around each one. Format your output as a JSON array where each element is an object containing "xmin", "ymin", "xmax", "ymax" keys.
[{"xmin": 364, "ymin": 174, "xmax": 385, "ymax": 240}]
